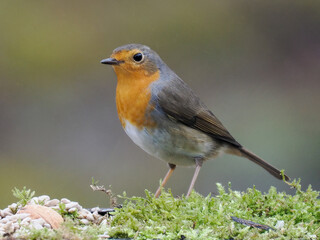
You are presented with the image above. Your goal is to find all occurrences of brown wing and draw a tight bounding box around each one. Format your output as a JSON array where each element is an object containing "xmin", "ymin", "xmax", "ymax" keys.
[{"xmin": 156, "ymin": 77, "xmax": 241, "ymax": 148}]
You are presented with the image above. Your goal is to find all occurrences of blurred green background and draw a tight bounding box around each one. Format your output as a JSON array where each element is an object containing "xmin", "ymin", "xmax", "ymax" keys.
[{"xmin": 1, "ymin": 1, "xmax": 319, "ymax": 208}]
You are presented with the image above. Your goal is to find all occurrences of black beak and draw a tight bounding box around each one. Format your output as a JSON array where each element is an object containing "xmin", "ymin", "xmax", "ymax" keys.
[{"xmin": 100, "ymin": 58, "xmax": 123, "ymax": 65}]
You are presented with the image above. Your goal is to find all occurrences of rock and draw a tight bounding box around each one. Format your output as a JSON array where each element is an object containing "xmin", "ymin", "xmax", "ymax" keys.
[
  {"xmin": 43, "ymin": 223, "xmax": 52, "ymax": 228},
  {"xmin": 79, "ymin": 209, "xmax": 94, "ymax": 221},
  {"xmin": 90, "ymin": 207, "xmax": 100, "ymax": 212},
  {"xmin": 38, "ymin": 195, "xmax": 50, "ymax": 204},
  {"xmin": 92, "ymin": 211, "xmax": 100, "ymax": 220},
  {"xmin": 5, "ymin": 213, "xmax": 30, "ymax": 222},
  {"xmin": 68, "ymin": 207, "xmax": 78, "ymax": 213},
  {"xmin": 65, "ymin": 202, "xmax": 79, "ymax": 210},
  {"xmin": 80, "ymin": 219, "xmax": 90, "ymax": 225},
  {"xmin": 12, "ymin": 222, "xmax": 19, "ymax": 230},
  {"xmin": 20, "ymin": 217, "xmax": 32, "ymax": 226},
  {"xmin": 30, "ymin": 221, "xmax": 43, "ymax": 230},
  {"xmin": 50, "ymin": 206, "xmax": 60, "ymax": 210},
  {"xmin": 18, "ymin": 205, "xmax": 63, "ymax": 229},
  {"xmin": 1, "ymin": 208, "xmax": 13, "ymax": 217},
  {"xmin": 85, "ymin": 213, "xmax": 94, "ymax": 221},
  {"xmin": 45, "ymin": 199, "xmax": 60, "ymax": 207},
  {"xmin": 60, "ymin": 198, "xmax": 71, "ymax": 204},
  {"xmin": 8, "ymin": 203, "xmax": 18, "ymax": 213},
  {"xmin": 0, "ymin": 218, "xmax": 8, "ymax": 224},
  {"xmin": 3, "ymin": 222, "xmax": 14, "ymax": 233},
  {"xmin": 31, "ymin": 218, "xmax": 46, "ymax": 226},
  {"xmin": 29, "ymin": 197, "xmax": 39, "ymax": 205}
]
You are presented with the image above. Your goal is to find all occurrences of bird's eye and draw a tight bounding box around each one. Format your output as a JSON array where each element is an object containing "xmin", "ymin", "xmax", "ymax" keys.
[{"xmin": 133, "ymin": 52, "xmax": 143, "ymax": 62}]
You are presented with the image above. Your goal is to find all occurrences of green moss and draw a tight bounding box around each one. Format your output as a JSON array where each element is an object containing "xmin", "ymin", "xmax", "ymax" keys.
[
  {"xmin": 109, "ymin": 181, "xmax": 319, "ymax": 239},
  {"xmin": 8, "ymin": 180, "xmax": 320, "ymax": 239}
]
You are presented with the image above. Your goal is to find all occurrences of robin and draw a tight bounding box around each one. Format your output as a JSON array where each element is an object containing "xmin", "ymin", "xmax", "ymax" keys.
[{"xmin": 101, "ymin": 44, "xmax": 289, "ymax": 197}]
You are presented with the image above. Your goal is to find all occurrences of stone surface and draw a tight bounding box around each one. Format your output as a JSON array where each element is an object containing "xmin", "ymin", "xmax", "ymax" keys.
[
  {"xmin": 0, "ymin": 196, "xmax": 108, "ymax": 238},
  {"xmin": 18, "ymin": 205, "xmax": 63, "ymax": 230}
]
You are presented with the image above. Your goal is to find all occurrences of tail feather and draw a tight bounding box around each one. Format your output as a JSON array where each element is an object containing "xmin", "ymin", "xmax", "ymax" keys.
[{"xmin": 231, "ymin": 147, "xmax": 290, "ymax": 181}]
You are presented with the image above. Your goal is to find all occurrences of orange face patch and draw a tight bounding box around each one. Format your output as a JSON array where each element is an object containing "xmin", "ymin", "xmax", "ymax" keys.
[
  {"xmin": 111, "ymin": 49, "xmax": 146, "ymax": 75},
  {"xmin": 111, "ymin": 49, "xmax": 160, "ymax": 129}
]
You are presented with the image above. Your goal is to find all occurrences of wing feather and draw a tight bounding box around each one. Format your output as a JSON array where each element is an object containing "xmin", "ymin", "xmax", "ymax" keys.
[{"xmin": 155, "ymin": 77, "xmax": 241, "ymax": 147}]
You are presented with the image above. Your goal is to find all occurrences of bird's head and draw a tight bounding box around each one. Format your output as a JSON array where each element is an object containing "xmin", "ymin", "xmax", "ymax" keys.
[{"xmin": 101, "ymin": 44, "xmax": 162, "ymax": 77}]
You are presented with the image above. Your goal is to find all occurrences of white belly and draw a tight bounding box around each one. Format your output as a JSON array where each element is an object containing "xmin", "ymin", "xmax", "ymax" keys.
[{"xmin": 123, "ymin": 120, "xmax": 221, "ymax": 166}]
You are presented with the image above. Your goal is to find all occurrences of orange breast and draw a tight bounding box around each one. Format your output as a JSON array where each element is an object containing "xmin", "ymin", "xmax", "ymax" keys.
[{"xmin": 115, "ymin": 69, "xmax": 160, "ymax": 129}]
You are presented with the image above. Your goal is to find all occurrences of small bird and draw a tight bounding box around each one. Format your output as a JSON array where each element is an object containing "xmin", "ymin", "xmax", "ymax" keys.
[{"xmin": 101, "ymin": 44, "xmax": 289, "ymax": 197}]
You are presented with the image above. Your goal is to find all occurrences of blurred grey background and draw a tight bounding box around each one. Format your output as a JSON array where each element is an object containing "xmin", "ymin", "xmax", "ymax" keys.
[{"xmin": 0, "ymin": 1, "xmax": 319, "ymax": 208}]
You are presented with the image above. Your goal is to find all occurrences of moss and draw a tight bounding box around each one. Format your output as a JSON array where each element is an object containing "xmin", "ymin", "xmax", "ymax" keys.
[
  {"xmin": 108, "ymin": 181, "xmax": 319, "ymax": 239},
  {"xmin": 6, "ymin": 180, "xmax": 320, "ymax": 239}
]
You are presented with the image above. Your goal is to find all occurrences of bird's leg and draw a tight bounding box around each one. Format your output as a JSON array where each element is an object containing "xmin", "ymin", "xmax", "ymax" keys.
[
  {"xmin": 186, "ymin": 158, "xmax": 204, "ymax": 197},
  {"xmin": 155, "ymin": 163, "xmax": 176, "ymax": 198}
]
